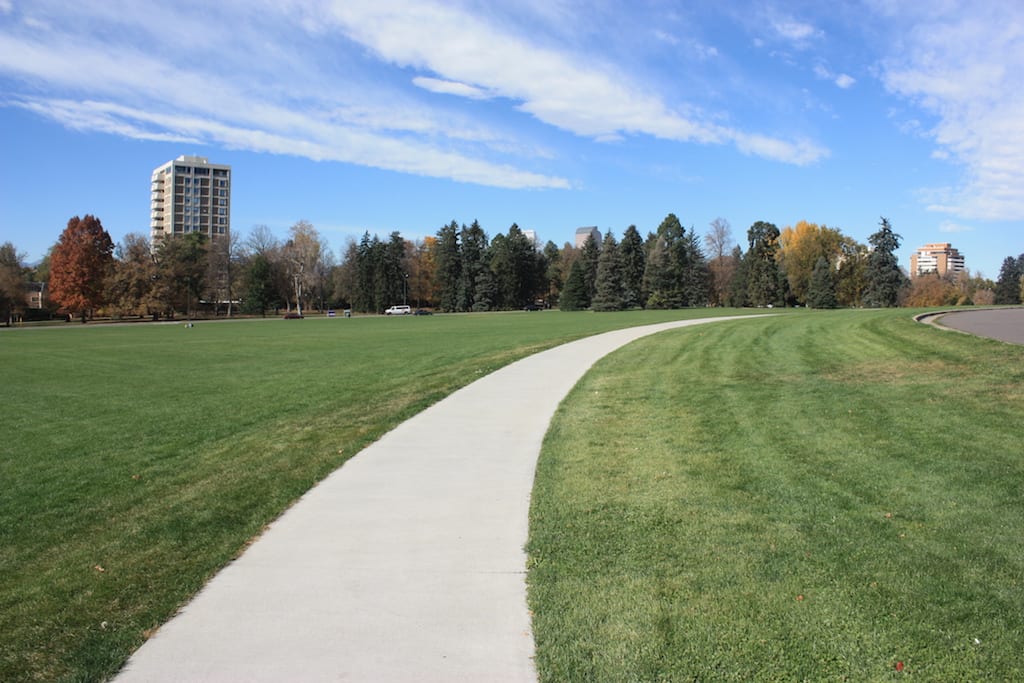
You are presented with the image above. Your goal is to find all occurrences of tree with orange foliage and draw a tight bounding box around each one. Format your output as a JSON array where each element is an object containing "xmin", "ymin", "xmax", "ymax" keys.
[
  {"xmin": 49, "ymin": 215, "xmax": 114, "ymax": 322},
  {"xmin": 903, "ymin": 273, "xmax": 958, "ymax": 307}
]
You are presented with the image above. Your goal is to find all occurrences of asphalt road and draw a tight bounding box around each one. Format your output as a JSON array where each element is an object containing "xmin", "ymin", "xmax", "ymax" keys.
[{"xmin": 937, "ymin": 308, "xmax": 1024, "ymax": 344}]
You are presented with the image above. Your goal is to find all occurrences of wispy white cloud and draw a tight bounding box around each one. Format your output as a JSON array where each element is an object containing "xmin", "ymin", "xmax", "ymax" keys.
[
  {"xmin": 0, "ymin": 1, "xmax": 570, "ymax": 189},
  {"xmin": 319, "ymin": 1, "xmax": 826, "ymax": 165},
  {"xmin": 0, "ymin": 0, "xmax": 829, "ymax": 199},
  {"xmin": 881, "ymin": 1, "xmax": 1024, "ymax": 221},
  {"xmin": 412, "ymin": 76, "xmax": 493, "ymax": 100}
]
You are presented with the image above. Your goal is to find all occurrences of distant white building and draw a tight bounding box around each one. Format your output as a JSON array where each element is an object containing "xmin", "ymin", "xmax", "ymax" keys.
[
  {"xmin": 574, "ymin": 226, "xmax": 601, "ymax": 248},
  {"xmin": 910, "ymin": 242, "xmax": 965, "ymax": 278},
  {"xmin": 522, "ymin": 229, "xmax": 539, "ymax": 248},
  {"xmin": 150, "ymin": 155, "xmax": 231, "ymax": 244}
]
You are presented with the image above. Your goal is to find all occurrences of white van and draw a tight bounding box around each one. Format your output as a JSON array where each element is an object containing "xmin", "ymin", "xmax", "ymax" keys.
[{"xmin": 384, "ymin": 305, "xmax": 412, "ymax": 315}]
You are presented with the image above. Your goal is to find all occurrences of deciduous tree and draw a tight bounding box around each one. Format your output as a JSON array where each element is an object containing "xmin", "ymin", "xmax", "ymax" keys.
[
  {"xmin": 205, "ymin": 231, "xmax": 242, "ymax": 316},
  {"xmin": 283, "ymin": 220, "xmax": 325, "ymax": 315},
  {"xmin": 243, "ymin": 252, "xmax": 277, "ymax": 316},
  {"xmin": 152, "ymin": 232, "xmax": 208, "ymax": 318},
  {"xmin": 49, "ymin": 215, "xmax": 114, "ymax": 322},
  {"xmin": 0, "ymin": 242, "xmax": 28, "ymax": 325},
  {"xmin": 705, "ymin": 218, "xmax": 736, "ymax": 306},
  {"xmin": 778, "ymin": 221, "xmax": 847, "ymax": 305},
  {"xmin": 107, "ymin": 233, "xmax": 157, "ymax": 317}
]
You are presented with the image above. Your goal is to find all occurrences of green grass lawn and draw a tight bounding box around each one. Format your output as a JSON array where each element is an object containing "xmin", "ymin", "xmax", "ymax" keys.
[
  {"xmin": 527, "ymin": 309, "xmax": 1024, "ymax": 681},
  {"xmin": 0, "ymin": 309, "xmax": 744, "ymax": 682}
]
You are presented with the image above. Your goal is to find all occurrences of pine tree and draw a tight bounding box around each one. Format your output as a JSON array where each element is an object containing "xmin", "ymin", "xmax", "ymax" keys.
[
  {"xmin": 542, "ymin": 240, "xmax": 563, "ymax": 307},
  {"xmin": 743, "ymin": 221, "xmax": 784, "ymax": 307},
  {"xmin": 994, "ymin": 254, "xmax": 1023, "ymax": 305},
  {"xmin": 727, "ymin": 245, "xmax": 748, "ymax": 307},
  {"xmin": 559, "ymin": 259, "xmax": 588, "ymax": 311},
  {"xmin": 807, "ymin": 256, "xmax": 838, "ymax": 309},
  {"xmin": 591, "ymin": 233, "xmax": 624, "ymax": 311},
  {"xmin": 459, "ymin": 221, "xmax": 487, "ymax": 312},
  {"xmin": 619, "ymin": 225, "xmax": 645, "ymax": 308},
  {"xmin": 863, "ymin": 217, "xmax": 907, "ymax": 308},
  {"xmin": 681, "ymin": 228, "xmax": 710, "ymax": 306},
  {"xmin": 579, "ymin": 233, "xmax": 600, "ymax": 305},
  {"xmin": 434, "ymin": 220, "xmax": 461, "ymax": 312}
]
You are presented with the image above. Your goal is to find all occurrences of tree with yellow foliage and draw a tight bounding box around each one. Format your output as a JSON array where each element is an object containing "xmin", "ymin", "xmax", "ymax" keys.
[{"xmin": 777, "ymin": 220, "xmax": 848, "ymax": 305}]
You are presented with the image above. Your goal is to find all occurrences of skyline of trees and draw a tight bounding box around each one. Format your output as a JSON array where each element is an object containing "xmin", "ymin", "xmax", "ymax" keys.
[{"xmin": 5, "ymin": 213, "xmax": 1010, "ymax": 322}]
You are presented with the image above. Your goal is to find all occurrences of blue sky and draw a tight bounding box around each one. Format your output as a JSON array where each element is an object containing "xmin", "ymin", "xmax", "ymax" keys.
[{"xmin": 1, "ymin": 0, "xmax": 1022, "ymax": 278}]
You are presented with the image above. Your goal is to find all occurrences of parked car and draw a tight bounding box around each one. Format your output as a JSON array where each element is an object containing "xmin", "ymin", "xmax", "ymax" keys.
[
  {"xmin": 523, "ymin": 303, "xmax": 542, "ymax": 311},
  {"xmin": 283, "ymin": 312, "xmax": 304, "ymax": 319},
  {"xmin": 384, "ymin": 305, "xmax": 412, "ymax": 315},
  {"xmin": 414, "ymin": 308, "xmax": 433, "ymax": 315}
]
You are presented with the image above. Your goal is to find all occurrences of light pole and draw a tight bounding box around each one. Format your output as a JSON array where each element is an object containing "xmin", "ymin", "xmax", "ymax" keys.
[{"xmin": 403, "ymin": 273, "xmax": 408, "ymax": 306}]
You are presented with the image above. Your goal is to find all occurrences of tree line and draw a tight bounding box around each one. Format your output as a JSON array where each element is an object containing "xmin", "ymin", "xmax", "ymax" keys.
[{"xmin": 1, "ymin": 213, "xmax": 1016, "ymax": 325}]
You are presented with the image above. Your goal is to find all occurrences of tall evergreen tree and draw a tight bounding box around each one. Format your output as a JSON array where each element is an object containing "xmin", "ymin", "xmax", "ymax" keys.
[
  {"xmin": 643, "ymin": 230, "xmax": 672, "ymax": 309},
  {"xmin": 726, "ymin": 245, "xmax": 748, "ymax": 306},
  {"xmin": 542, "ymin": 240, "xmax": 563, "ymax": 307},
  {"xmin": 472, "ymin": 259, "xmax": 496, "ymax": 312},
  {"xmin": 459, "ymin": 221, "xmax": 488, "ymax": 311},
  {"xmin": 744, "ymin": 221, "xmax": 785, "ymax": 307},
  {"xmin": 619, "ymin": 225, "xmax": 646, "ymax": 309},
  {"xmin": 434, "ymin": 220, "xmax": 462, "ymax": 312},
  {"xmin": 382, "ymin": 231, "xmax": 407, "ymax": 308},
  {"xmin": 559, "ymin": 259, "xmax": 588, "ymax": 311},
  {"xmin": 807, "ymin": 256, "xmax": 838, "ymax": 309},
  {"xmin": 579, "ymin": 233, "xmax": 600, "ymax": 306},
  {"xmin": 994, "ymin": 254, "xmax": 1024, "ymax": 305},
  {"xmin": 592, "ymin": 232, "xmax": 624, "ymax": 311},
  {"xmin": 680, "ymin": 228, "xmax": 710, "ymax": 306},
  {"xmin": 862, "ymin": 217, "xmax": 907, "ymax": 308}
]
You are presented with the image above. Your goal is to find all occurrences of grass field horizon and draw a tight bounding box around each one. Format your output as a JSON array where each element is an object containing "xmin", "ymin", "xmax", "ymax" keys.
[
  {"xmin": 527, "ymin": 309, "xmax": 1024, "ymax": 681},
  {"xmin": 1, "ymin": 308, "xmax": 752, "ymax": 682}
]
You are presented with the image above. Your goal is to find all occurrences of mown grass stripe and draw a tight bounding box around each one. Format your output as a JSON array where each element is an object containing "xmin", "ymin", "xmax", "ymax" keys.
[{"xmin": 528, "ymin": 309, "xmax": 1024, "ymax": 681}]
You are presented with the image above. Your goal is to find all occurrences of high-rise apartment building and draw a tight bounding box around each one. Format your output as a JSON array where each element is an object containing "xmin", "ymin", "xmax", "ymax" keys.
[
  {"xmin": 150, "ymin": 155, "xmax": 231, "ymax": 244},
  {"xmin": 575, "ymin": 226, "xmax": 601, "ymax": 248},
  {"xmin": 910, "ymin": 242, "xmax": 965, "ymax": 278}
]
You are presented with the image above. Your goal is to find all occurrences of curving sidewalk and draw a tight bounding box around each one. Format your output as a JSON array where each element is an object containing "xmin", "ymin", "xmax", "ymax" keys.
[{"xmin": 114, "ymin": 316, "xmax": 758, "ymax": 683}]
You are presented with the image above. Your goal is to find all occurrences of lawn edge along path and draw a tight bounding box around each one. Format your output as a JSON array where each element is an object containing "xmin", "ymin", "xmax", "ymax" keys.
[{"xmin": 114, "ymin": 315, "xmax": 763, "ymax": 683}]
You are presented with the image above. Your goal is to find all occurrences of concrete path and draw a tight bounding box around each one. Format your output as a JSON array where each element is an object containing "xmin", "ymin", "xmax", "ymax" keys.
[
  {"xmin": 936, "ymin": 308, "xmax": 1024, "ymax": 345},
  {"xmin": 114, "ymin": 316, "xmax": 755, "ymax": 683}
]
